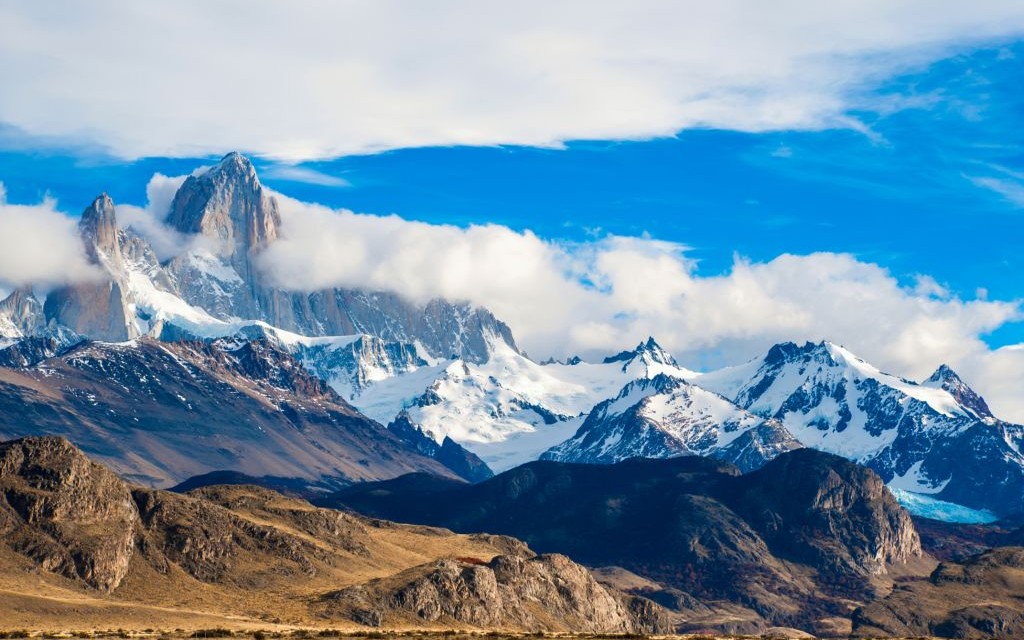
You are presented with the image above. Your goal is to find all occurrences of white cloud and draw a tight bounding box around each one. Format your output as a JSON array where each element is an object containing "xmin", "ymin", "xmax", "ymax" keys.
[
  {"xmin": 967, "ymin": 174, "xmax": 1024, "ymax": 207},
  {"xmin": 0, "ymin": 184, "xmax": 99, "ymax": 289},
  {"xmin": 2, "ymin": 2, "xmax": 1024, "ymax": 160},
  {"xmin": 258, "ymin": 194, "xmax": 1024, "ymax": 419},
  {"xmin": 116, "ymin": 172, "xmax": 196, "ymax": 260},
  {"xmin": 3, "ymin": 172, "xmax": 1023, "ymax": 422},
  {"xmin": 260, "ymin": 165, "xmax": 351, "ymax": 188}
]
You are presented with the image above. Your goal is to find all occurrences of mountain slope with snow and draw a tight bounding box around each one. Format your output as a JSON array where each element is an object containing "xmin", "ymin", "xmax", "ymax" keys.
[
  {"xmin": 542, "ymin": 373, "xmax": 801, "ymax": 471},
  {"xmin": 344, "ymin": 337, "xmax": 697, "ymax": 471},
  {"xmin": 696, "ymin": 340, "xmax": 1024, "ymax": 515}
]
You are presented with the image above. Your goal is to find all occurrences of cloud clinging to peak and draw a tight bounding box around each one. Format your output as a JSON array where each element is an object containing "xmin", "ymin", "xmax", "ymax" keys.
[
  {"xmin": 2, "ymin": 1, "xmax": 1024, "ymax": 160},
  {"xmin": 258, "ymin": 193, "xmax": 1024, "ymax": 420},
  {"xmin": 0, "ymin": 184, "xmax": 99, "ymax": 290}
]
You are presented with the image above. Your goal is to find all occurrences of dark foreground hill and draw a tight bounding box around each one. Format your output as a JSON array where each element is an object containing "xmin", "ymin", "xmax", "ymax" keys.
[
  {"xmin": 0, "ymin": 436, "xmax": 666, "ymax": 633},
  {"xmin": 323, "ymin": 449, "xmax": 928, "ymax": 634}
]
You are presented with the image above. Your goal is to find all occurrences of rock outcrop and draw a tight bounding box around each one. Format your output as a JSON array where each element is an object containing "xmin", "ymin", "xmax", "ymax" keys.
[
  {"xmin": 852, "ymin": 546, "xmax": 1024, "ymax": 639},
  {"xmin": 0, "ymin": 287, "xmax": 45, "ymax": 339},
  {"xmin": 326, "ymin": 553, "xmax": 670, "ymax": 632},
  {"xmin": 0, "ymin": 437, "xmax": 137, "ymax": 591}
]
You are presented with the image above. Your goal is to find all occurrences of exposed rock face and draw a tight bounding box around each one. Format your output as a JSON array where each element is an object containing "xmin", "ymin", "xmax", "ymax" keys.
[
  {"xmin": 698, "ymin": 340, "xmax": 1024, "ymax": 515},
  {"xmin": 44, "ymin": 279, "xmax": 135, "ymax": 342},
  {"xmin": 0, "ymin": 437, "xmax": 137, "ymax": 591},
  {"xmin": 325, "ymin": 449, "xmax": 924, "ymax": 627},
  {"xmin": 21, "ymin": 153, "xmax": 518, "ymax": 368},
  {"xmin": 164, "ymin": 152, "xmax": 281, "ymax": 321},
  {"xmin": 852, "ymin": 547, "xmax": 1024, "ymax": 639},
  {"xmin": 167, "ymin": 152, "xmax": 280, "ymax": 251},
  {"xmin": 0, "ymin": 333, "xmax": 79, "ymax": 367},
  {"xmin": 727, "ymin": 448, "xmax": 922, "ymax": 577},
  {"xmin": 714, "ymin": 420, "xmax": 802, "ymax": 472},
  {"xmin": 0, "ymin": 287, "xmax": 45, "ymax": 339},
  {"xmin": 44, "ymin": 195, "xmax": 138, "ymax": 342},
  {"xmin": 925, "ymin": 363, "xmax": 994, "ymax": 420},
  {"xmin": 158, "ymin": 153, "xmax": 520, "ymax": 363},
  {"xmin": 387, "ymin": 412, "xmax": 494, "ymax": 482},
  {"xmin": 78, "ymin": 193, "xmax": 124, "ymax": 270},
  {"xmin": 297, "ymin": 334, "xmax": 430, "ymax": 397},
  {"xmin": 327, "ymin": 553, "xmax": 669, "ymax": 632}
]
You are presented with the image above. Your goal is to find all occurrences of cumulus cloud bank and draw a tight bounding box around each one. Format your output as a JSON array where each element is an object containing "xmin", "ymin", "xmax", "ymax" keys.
[
  {"xmin": 2, "ymin": 1, "xmax": 1024, "ymax": 160},
  {"xmin": 0, "ymin": 184, "xmax": 98, "ymax": 289},
  {"xmin": 0, "ymin": 174, "xmax": 1021, "ymax": 419},
  {"xmin": 116, "ymin": 172, "xmax": 193, "ymax": 260},
  {"xmin": 259, "ymin": 194, "xmax": 1024, "ymax": 420}
]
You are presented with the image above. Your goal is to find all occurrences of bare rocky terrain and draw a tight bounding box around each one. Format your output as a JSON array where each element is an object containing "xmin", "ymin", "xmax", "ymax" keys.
[{"xmin": 0, "ymin": 436, "xmax": 664, "ymax": 633}]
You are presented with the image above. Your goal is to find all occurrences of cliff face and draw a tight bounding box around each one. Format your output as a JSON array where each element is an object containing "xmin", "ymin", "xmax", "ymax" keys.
[
  {"xmin": 43, "ymin": 194, "xmax": 138, "ymax": 342},
  {"xmin": 0, "ymin": 287, "xmax": 45, "ymax": 339},
  {"xmin": 0, "ymin": 436, "xmax": 668, "ymax": 632},
  {"xmin": 0, "ymin": 437, "xmax": 137, "ymax": 592},
  {"xmin": 727, "ymin": 448, "xmax": 922, "ymax": 577},
  {"xmin": 327, "ymin": 553, "xmax": 671, "ymax": 632}
]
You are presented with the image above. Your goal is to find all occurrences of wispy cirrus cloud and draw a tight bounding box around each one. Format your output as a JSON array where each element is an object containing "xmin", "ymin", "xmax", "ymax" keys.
[
  {"xmin": 967, "ymin": 166, "xmax": 1024, "ymax": 207},
  {"xmin": 259, "ymin": 165, "xmax": 351, "ymax": 188},
  {"xmin": 2, "ymin": 2, "xmax": 1024, "ymax": 161}
]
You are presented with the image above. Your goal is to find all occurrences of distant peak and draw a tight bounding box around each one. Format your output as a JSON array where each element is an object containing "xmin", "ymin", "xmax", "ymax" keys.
[
  {"xmin": 764, "ymin": 340, "xmax": 838, "ymax": 366},
  {"xmin": 80, "ymin": 193, "xmax": 116, "ymax": 222},
  {"xmin": 927, "ymin": 363, "xmax": 959, "ymax": 383},
  {"xmin": 214, "ymin": 151, "xmax": 256, "ymax": 174},
  {"xmin": 165, "ymin": 150, "xmax": 278, "ymax": 248},
  {"xmin": 924, "ymin": 363, "xmax": 993, "ymax": 420},
  {"xmin": 602, "ymin": 336, "xmax": 678, "ymax": 366},
  {"xmin": 78, "ymin": 193, "xmax": 120, "ymax": 258}
]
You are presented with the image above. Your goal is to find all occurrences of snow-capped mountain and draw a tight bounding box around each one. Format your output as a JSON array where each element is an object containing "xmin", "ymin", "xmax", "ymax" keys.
[
  {"xmin": 2, "ymin": 152, "xmax": 1022, "ymax": 522},
  {"xmin": 0, "ymin": 287, "xmax": 45, "ymax": 340},
  {"xmin": 696, "ymin": 340, "xmax": 1024, "ymax": 515},
  {"xmin": 0, "ymin": 335, "xmax": 480, "ymax": 486},
  {"xmin": 4, "ymin": 153, "xmax": 519, "ymax": 366},
  {"xmin": 542, "ymin": 373, "xmax": 801, "ymax": 471},
  {"xmin": 342, "ymin": 336, "xmax": 697, "ymax": 471}
]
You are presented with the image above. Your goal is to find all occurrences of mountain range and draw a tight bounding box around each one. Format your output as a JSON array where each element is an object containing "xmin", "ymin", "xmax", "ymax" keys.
[
  {"xmin": 1, "ymin": 152, "xmax": 1021, "ymax": 522},
  {"xmin": 1, "ymin": 152, "xmax": 1024, "ymax": 636}
]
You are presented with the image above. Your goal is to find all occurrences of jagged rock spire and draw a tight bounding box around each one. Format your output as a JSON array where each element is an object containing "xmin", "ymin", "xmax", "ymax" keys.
[
  {"xmin": 925, "ymin": 363, "xmax": 994, "ymax": 420},
  {"xmin": 603, "ymin": 336, "xmax": 678, "ymax": 366},
  {"xmin": 79, "ymin": 193, "xmax": 123, "ymax": 270},
  {"xmin": 165, "ymin": 152, "xmax": 280, "ymax": 256}
]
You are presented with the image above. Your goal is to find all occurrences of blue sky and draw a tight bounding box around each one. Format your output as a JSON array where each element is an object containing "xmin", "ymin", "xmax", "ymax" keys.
[
  {"xmin": 2, "ymin": 40, "xmax": 1021, "ymax": 347},
  {"xmin": 6, "ymin": 2, "xmax": 1024, "ymax": 421}
]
